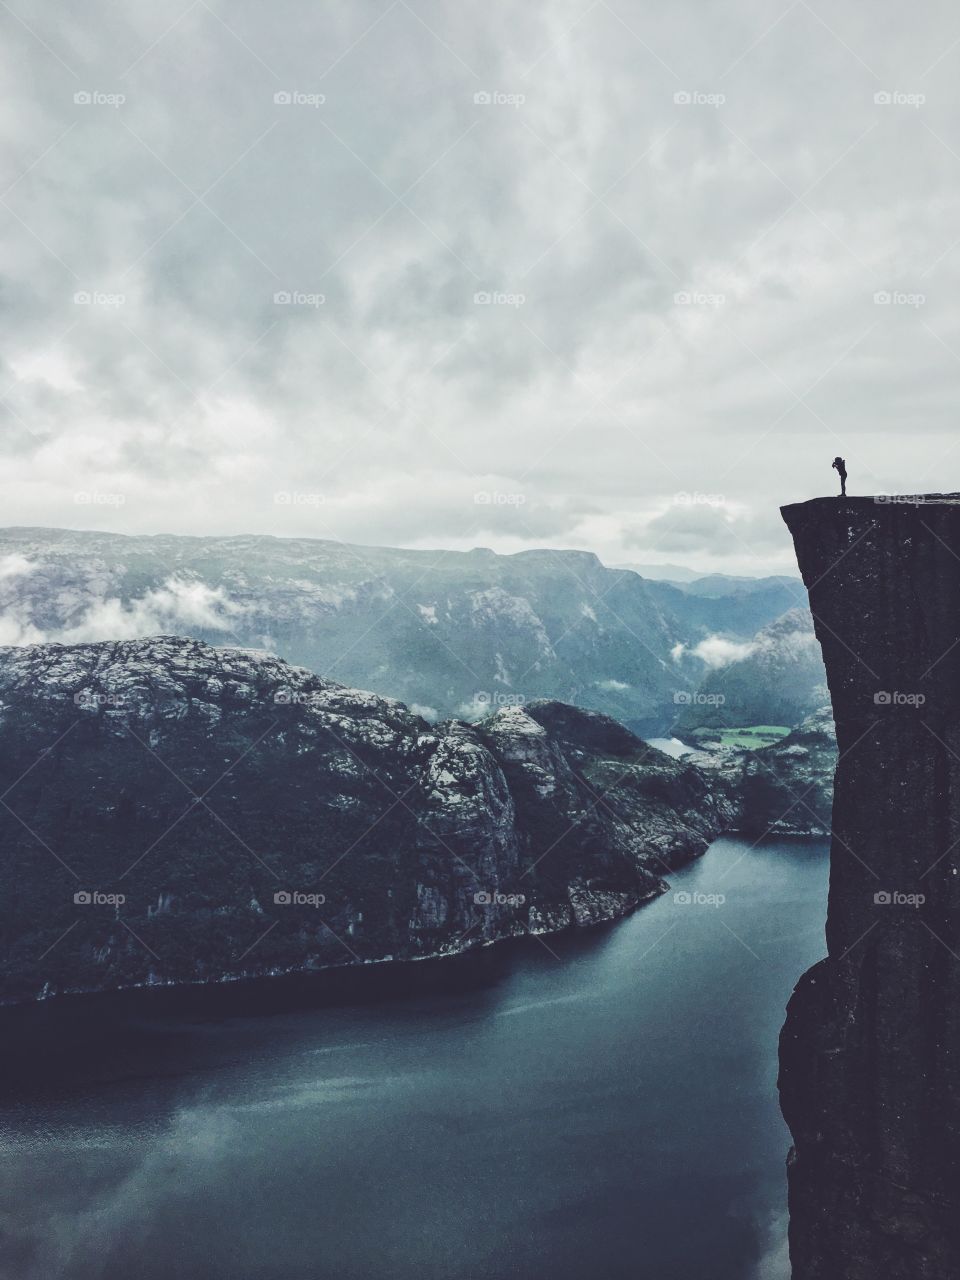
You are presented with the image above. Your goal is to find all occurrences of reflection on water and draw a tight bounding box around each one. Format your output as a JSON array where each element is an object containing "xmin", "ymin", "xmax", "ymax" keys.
[{"xmin": 0, "ymin": 836, "xmax": 828, "ymax": 1280}]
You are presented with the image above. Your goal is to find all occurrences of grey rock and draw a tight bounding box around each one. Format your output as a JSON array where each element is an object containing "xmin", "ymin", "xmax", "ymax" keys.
[{"xmin": 0, "ymin": 636, "xmax": 731, "ymax": 1005}]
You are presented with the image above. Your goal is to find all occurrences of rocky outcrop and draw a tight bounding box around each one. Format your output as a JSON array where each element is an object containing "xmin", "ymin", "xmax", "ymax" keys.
[
  {"xmin": 690, "ymin": 707, "xmax": 836, "ymax": 837},
  {"xmin": 779, "ymin": 496, "xmax": 960, "ymax": 1279},
  {"xmin": 0, "ymin": 637, "xmax": 732, "ymax": 1005}
]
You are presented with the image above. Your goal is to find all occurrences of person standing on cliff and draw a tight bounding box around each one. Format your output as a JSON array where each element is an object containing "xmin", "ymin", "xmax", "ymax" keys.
[{"xmin": 831, "ymin": 456, "xmax": 847, "ymax": 497}]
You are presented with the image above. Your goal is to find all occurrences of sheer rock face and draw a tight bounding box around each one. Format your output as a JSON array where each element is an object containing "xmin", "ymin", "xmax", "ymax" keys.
[
  {"xmin": 0, "ymin": 638, "xmax": 732, "ymax": 1005},
  {"xmin": 779, "ymin": 496, "xmax": 960, "ymax": 1280}
]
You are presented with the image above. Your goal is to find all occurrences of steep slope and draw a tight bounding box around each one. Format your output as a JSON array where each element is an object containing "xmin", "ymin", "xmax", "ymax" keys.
[
  {"xmin": 0, "ymin": 528, "xmax": 802, "ymax": 733},
  {"xmin": 674, "ymin": 606, "xmax": 828, "ymax": 733},
  {"xmin": 779, "ymin": 495, "xmax": 960, "ymax": 1279},
  {"xmin": 0, "ymin": 637, "xmax": 732, "ymax": 1005}
]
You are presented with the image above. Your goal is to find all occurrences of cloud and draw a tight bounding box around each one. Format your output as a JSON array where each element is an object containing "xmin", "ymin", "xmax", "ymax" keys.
[
  {"xmin": 629, "ymin": 502, "xmax": 790, "ymax": 566},
  {"xmin": 674, "ymin": 634, "xmax": 758, "ymax": 668},
  {"xmin": 749, "ymin": 1213, "xmax": 791, "ymax": 1280},
  {"xmin": 0, "ymin": 577, "xmax": 245, "ymax": 647},
  {"xmin": 58, "ymin": 579, "xmax": 244, "ymax": 642},
  {"xmin": 0, "ymin": 553, "xmax": 36, "ymax": 581},
  {"xmin": 0, "ymin": 614, "xmax": 46, "ymax": 646},
  {"xmin": 0, "ymin": 555, "xmax": 45, "ymax": 641},
  {"xmin": 409, "ymin": 703, "xmax": 440, "ymax": 723},
  {"xmin": 1, "ymin": 1, "xmax": 958, "ymax": 576},
  {"xmin": 456, "ymin": 694, "xmax": 494, "ymax": 722},
  {"xmin": 0, "ymin": 1103, "xmax": 243, "ymax": 1280}
]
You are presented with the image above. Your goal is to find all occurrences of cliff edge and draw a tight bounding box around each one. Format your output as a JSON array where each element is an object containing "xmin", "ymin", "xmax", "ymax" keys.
[{"xmin": 780, "ymin": 495, "xmax": 960, "ymax": 1279}]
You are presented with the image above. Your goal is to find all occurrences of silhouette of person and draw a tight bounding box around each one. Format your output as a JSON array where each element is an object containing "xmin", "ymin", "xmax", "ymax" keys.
[{"xmin": 831, "ymin": 456, "xmax": 847, "ymax": 497}]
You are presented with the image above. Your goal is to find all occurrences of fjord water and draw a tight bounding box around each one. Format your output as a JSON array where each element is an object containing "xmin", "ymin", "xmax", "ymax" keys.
[{"xmin": 0, "ymin": 837, "xmax": 828, "ymax": 1280}]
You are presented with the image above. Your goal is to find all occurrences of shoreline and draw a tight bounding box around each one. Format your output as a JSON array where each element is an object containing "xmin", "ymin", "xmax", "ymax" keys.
[
  {"xmin": 1, "ymin": 876, "xmax": 668, "ymax": 1019},
  {"xmin": 0, "ymin": 830, "xmax": 822, "ymax": 1021}
]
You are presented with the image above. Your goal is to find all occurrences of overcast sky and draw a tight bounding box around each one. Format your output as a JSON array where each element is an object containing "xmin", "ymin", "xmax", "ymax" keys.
[{"xmin": 2, "ymin": 0, "xmax": 959, "ymax": 574}]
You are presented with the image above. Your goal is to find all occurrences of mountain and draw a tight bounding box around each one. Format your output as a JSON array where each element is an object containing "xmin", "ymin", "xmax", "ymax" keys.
[
  {"xmin": 0, "ymin": 636, "xmax": 733, "ymax": 1005},
  {"xmin": 672, "ymin": 573, "xmax": 803, "ymax": 600},
  {"xmin": 617, "ymin": 561, "xmax": 805, "ymax": 601},
  {"xmin": 619, "ymin": 560, "xmax": 808, "ymax": 599},
  {"xmin": 690, "ymin": 707, "xmax": 835, "ymax": 837},
  {"xmin": 673, "ymin": 607, "xmax": 828, "ymax": 733},
  {"xmin": 780, "ymin": 496, "xmax": 960, "ymax": 1279},
  {"xmin": 615, "ymin": 562, "xmax": 705, "ymax": 582},
  {"xmin": 0, "ymin": 528, "xmax": 802, "ymax": 735}
]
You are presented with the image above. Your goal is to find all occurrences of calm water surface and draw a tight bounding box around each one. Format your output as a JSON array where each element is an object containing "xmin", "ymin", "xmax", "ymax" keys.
[
  {"xmin": 644, "ymin": 736, "xmax": 694, "ymax": 758},
  {"xmin": 0, "ymin": 836, "xmax": 828, "ymax": 1280}
]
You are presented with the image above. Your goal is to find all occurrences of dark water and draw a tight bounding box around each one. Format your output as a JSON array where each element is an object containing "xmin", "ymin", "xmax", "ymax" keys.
[{"xmin": 0, "ymin": 836, "xmax": 828, "ymax": 1280}]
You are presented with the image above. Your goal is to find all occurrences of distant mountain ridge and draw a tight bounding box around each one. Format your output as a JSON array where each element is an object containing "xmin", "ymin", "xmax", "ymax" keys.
[
  {"xmin": 0, "ymin": 528, "xmax": 806, "ymax": 734},
  {"xmin": 617, "ymin": 563, "xmax": 803, "ymax": 597},
  {"xmin": 670, "ymin": 573, "xmax": 802, "ymax": 599}
]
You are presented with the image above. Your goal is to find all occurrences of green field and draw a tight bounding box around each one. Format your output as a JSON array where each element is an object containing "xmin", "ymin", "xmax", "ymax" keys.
[{"xmin": 694, "ymin": 725, "xmax": 792, "ymax": 750}]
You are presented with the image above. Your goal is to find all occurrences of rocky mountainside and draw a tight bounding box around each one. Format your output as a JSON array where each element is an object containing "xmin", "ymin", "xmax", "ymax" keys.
[
  {"xmin": 0, "ymin": 528, "xmax": 803, "ymax": 734},
  {"xmin": 674, "ymin": 606, "xmax": 828, "ymax": 733},
  {"xmin": 690, "ymin": 707, "xmax": 836, "ymax": 837},
  {"xmin": 780, "ymin": 496, "xmax": 960, "ymax": 1279},
  {"xmin": 0, "ymin": 637, "xmax": 733, "ymax": 1006}
]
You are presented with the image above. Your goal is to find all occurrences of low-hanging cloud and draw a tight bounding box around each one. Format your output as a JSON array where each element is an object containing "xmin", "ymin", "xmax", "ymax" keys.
[
  {"xmin": 0, "ymin": 576, "xmax": 245, "ymax": 647},
  {"xmin": 0, "ymin": 553, "xmax": 36, "ymax": 581},
  {"xmin": 674, "ymin": 634, "xmax": 758, "ymax": 669}
]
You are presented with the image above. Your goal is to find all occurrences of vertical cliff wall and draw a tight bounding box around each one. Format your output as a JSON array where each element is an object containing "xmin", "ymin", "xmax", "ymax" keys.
[{"xmin": 780, "ymin": 495, "xmax": 960, "ymax": 1279}]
